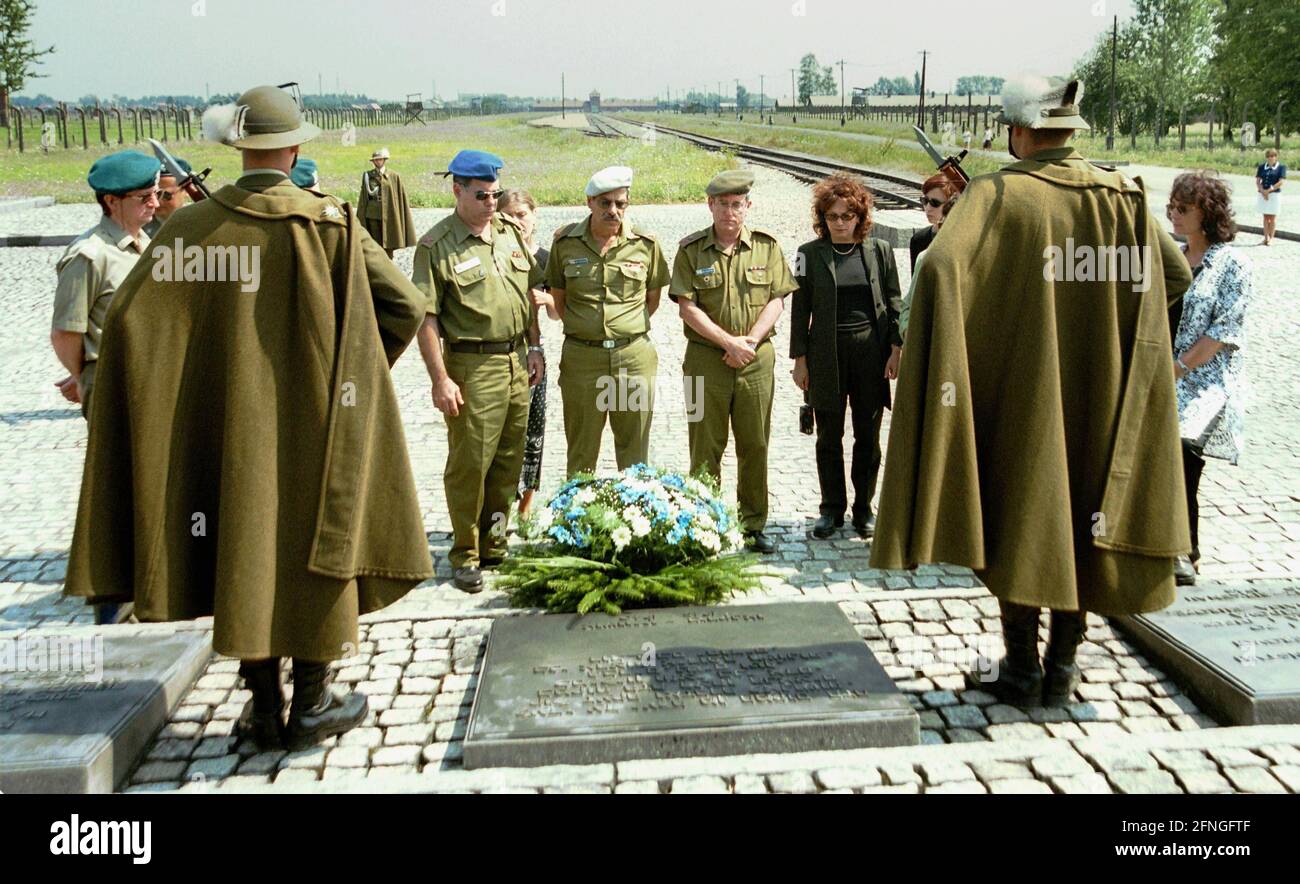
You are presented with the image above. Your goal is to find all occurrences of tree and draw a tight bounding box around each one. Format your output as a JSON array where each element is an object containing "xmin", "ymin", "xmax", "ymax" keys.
[
  {"xmin": 1133, "ymin": 0, "xmax": 1215, "ymax": 138},
  {"xmin": 1212, "ymin": 0, "xmax": 1300, "ymax": 137},
  {"xmin": 736, "ymin": 84, "xmax": 750, "ymax": 111},
  {"xmin": 797, "ymin": 53, "xmax": 838, "ymax": 103},
  {"xmin": 0, "ymin": 0, "xmax": 55, "ymax": 125},
  {"xmin": 955, "ymin": 75, "xmax": 1006, "ymax": 95}
]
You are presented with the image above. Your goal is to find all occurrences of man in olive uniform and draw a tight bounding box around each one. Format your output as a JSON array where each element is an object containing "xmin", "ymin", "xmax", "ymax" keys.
[
  {"xmin": 66, "ymin": 85, "xmax": 432, "ymax": 752},
  {"xmin": 670, "ymin": 170, "xmax": 797, "ymax": 553},
  {"xmin": 536, "ymin": 166, "xmax": 670, "ymax": 476},
  {"xmin": 51, "ymin": 150, "xmax": 160, "ymax": 626},
  {"xmin": 143, "ymin": 156, "xmax": 190, "ymax": 239},
  {"xmin": 413, "ymin": 150, "xmax": 545, "ymax": 593},
  {"xmin": 357, "ymin": 146, "xmax": 417, "ymax": 257},
  {"xmin": 871, "ymin": 76, "xmax": 1193, "ymax": 708}
]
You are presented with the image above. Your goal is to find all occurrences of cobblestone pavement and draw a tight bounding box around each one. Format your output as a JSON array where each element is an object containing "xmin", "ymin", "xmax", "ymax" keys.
[{"xmin": 2, "ymin": 167, "xmax": 1297, "ymax": 793}]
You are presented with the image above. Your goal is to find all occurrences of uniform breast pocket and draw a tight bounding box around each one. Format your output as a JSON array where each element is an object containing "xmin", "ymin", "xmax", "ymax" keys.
[
  {"xmin": 614, "ymin": 261, "xmax": 648, "ymax": 300},
  {"xmin": 562, "ymin": 262, "xmax": 599, "ymax": 295},
  {"xmin": 744, "ymin": 266, "xmax": 772, "ymax": 305},
  {"xmin": 510, "ymin": 254, "xmax": 533, "ymax": 273},
  {"xmin": 454, "ymin": 263, "xmax": 488, "ymax": 295}
]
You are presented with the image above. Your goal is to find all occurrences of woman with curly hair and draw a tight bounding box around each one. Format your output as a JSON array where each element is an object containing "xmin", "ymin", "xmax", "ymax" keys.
[
  {"xmin": 1167, "ymin": 171, "xmax": 1253, "ymax": 585},
  {"xmin": 790, "ymin": 172, "xmax": 903, "ymax": 540}
]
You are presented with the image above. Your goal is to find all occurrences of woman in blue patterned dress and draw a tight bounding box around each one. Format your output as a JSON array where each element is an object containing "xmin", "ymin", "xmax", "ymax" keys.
[{"xmin": 1167, "ymin": 171, "xmax": 1253, "ymax": 586}]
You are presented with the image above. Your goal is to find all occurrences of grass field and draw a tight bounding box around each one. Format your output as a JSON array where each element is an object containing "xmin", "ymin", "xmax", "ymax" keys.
[
  {"xmin": 0, "ymin": 114, "xmax": 735, "ymax": 206},
  {"xmin": 627, "ymin": 111, "xmax": 1296, "ymax": 178}
]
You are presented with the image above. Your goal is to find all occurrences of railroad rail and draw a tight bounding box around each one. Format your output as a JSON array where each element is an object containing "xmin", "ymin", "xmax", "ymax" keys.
[{"xmin": 595, "ymin": 115, "xmax": 923, "ymax": 210}]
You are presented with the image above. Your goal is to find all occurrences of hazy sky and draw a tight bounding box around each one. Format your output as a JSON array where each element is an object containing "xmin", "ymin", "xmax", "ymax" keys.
[{"xmin": 26, "ymin": 0, "xmax": 1137, "ymax": 101}]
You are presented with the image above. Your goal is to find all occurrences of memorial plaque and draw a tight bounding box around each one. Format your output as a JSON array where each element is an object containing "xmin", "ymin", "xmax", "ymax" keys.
[
  {"xmin": 463, "ymin": 602, "xmax": 918, "ymax": 769},
  {"xmin": 0, "ymin": 631, "xmax": 211, "ymax": 793},
  {"xmin": 1120, "ymin": 582, "xmax": 1300, "ymax": 725}
]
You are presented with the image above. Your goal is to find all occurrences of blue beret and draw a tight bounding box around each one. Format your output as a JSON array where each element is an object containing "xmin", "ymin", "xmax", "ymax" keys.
[
  {"xmin": 290, "ymin": 158, "xmax": 320, "ymax": 188},
  {"xmin": 446, "ymin": 149, "xmax": 504, "ymax": 181},
  {"xmin": 87, "ymin": 151, "xmax": 161, "ymax": 195}
]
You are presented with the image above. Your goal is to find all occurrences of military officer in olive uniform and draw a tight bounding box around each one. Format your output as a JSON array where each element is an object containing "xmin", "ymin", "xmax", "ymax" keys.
[
  {"xmin": 51, "ymin": 150, "xmax": 160, "ymax": 626},
  {"xmin": 413, "ymin": 150, "xmax": 545, "ymax": 593},
  {"xmin": 51, "ymin": 151, "xmax": 160, "ymax": 422},
  {"xmin": 535, "ymin": 166, "xmax": 670, "ymax": 476},
  {"xmin": 669, "ymin": 170, "xmax": 797, "ymax": 553},
  {"xmin": 143, "ymin": 156, "xmax": 191, "ymax": 239}
]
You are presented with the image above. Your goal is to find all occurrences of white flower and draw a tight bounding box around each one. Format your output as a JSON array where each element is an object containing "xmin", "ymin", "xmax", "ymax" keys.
[
  {"xmin": 575, "ymin": 488, "xmax": 597, "ymax": 505},
  {"xmin": 698, "ymin": 529, "xmax": 722, "ymax": 553},
  {"xmin": 630, "ymin": 514, "xmax": 652, "ymax": 537},
  {"xmin": 611, "ymin": 525, "xmax": 633, "ymax": 550},
  {"xmin": 724, "ymin": 528, "xmax": 744, "ymax": 550},
  {"xmin": 535, "ymin": 507, "xmax": 555, "ymax": 530}
]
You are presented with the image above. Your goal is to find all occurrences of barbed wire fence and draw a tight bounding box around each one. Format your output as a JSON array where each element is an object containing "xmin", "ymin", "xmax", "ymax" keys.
[{"xmin": 2, "ymin": 101, "xmax": 490, "ymax": 153}]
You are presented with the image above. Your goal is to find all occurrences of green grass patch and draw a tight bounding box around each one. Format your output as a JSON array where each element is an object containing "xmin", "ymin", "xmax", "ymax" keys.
[{"xmin": 0, "ymin": 114, "xmax": 735, "ymax": 206}]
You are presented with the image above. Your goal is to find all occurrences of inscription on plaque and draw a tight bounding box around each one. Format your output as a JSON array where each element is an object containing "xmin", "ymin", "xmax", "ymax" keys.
[
  {"xmin": 1120, "ymin": 583, "xmax": 1300, "ymax": 725},
  {"xmin": 464, "ymin": 602, "xmax": 918, "ymax": 769}
]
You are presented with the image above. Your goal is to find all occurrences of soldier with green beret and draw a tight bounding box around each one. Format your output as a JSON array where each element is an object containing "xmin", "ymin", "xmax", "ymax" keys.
[
  {"xmin": 66, "ymin": 84, "xmax": 433, "ymax": 751},
  {"xmin": 50, "ymin": 150, "xmax": 160, "ymax": 625},
  {"xmin": 290, "ymin": 157, "xmax": 332, "ymax": 198},
  {"xmin": 669, "ymin": 168, "xmax": 797, "ymax": 553},
  {"xmin": 358, "ymin": 146, "xmax": 417, "ymax": 257},
  {"xmin": 144, "ymin": 156, "xmax": 191, "ymax": 239},
  {"xmin": 412, "ymin": 149, "xmax": 545, "ymax": 593},
  {"xmin": 536, "ymin": 166, "xmax": 670, "ymax": 476}
]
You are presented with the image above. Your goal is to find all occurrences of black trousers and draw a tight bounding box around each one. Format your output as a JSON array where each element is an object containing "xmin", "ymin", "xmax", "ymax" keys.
[
  {"xmin": 1182, "ymin": 440, "xmax": 1205, "ymax": 563},
  {"xmin": 814, "ymin": 328, "xmax": 885, "ymax": 518}
]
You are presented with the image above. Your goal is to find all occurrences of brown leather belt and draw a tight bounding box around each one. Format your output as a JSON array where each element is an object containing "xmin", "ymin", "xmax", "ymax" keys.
[
  {"xmin": 566, "ymin": 332, "xmax": 647, "ymax": 350},
  {"xmin": 448, "ymin": 336, "xmax": 524, "ymax": 354}
]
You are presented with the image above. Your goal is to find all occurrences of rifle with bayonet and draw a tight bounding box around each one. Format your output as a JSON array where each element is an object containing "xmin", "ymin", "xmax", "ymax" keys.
[
  {"xmin": 148, "ymin": 137, "xmax": 212, "ymax": 201},
  {"xmin": 912, "ymin": 125, "xmax": 969, "ymax": 192}
]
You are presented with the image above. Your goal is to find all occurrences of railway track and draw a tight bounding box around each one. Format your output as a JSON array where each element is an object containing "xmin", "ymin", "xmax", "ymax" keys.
[{"xmin": 594, "ymin": 115, "xmax": 923, "ymax": 210}]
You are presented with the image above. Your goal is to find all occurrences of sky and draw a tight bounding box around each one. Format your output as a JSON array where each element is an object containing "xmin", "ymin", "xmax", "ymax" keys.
[{"xmin": 24, "ymin": 0, "xmax": 1138, "ymax": 102}]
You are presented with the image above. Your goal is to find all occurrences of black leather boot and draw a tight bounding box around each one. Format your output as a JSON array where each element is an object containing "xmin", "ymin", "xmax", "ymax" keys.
[
  {"xmin": 812, "ymin": 513, "xmax": 843, "ymax": 539},
  {"xmin": 1042, "ymin": 610, "xmax": 1087, "ymax": 706},
  {"xmin": 966, "ymin": 601, "xmax": 1043, "ymax": 707},
  {"xmin": 284, "ymin": 659, "xmax": 368, "ymax": 752},
  {"xmin": 236, "ymin": 658, "xmax": 286, "ymax": 752}
]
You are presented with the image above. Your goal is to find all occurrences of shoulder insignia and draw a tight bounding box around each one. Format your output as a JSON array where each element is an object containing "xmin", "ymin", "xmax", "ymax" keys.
[
  {"xmin": 678, "ymin": 229, "xmax": 708, "ymax": 248},
  {"xmin": 553, "ymin": 222, "xmax": 578, "ymax": 241},
  {"xmin": 748, "ymin": 226, "xmax": 777, "ymax": 241},
  {"xmin": 322, "ymin": 204, "xmax": 342, "ymax": 220},
  {"xmin": 417, "ymin": 219, "xmax": 453, "ymax": 249},
  {"xmin": 497, "ymin": 211, "xmax": 523, "ymax": 229},
  {"xmin": 630, "ymin": 226, "xmax": 657, "ymax": 241}
]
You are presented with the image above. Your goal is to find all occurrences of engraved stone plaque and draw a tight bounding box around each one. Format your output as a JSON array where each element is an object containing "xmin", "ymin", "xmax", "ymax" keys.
[
  {"xmin": 463, "ymin": 602, "xmax": 918, "ymax": 769},
  {"xmin": 1120, "ymin": 582, "xmax": 1300, "ymax": 725},
  {"xmin": 0, "ymin": 630, "xmax": 211, "ymax": 793}
]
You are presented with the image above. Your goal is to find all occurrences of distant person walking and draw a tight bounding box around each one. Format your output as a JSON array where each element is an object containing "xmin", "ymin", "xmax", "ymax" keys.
[{"xmin": 1256, "ymin": 148, "xmax": 1286, "ymax": 246}]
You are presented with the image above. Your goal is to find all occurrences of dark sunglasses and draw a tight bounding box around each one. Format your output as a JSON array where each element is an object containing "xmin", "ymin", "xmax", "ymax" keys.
[
  {"xmin": 474, "ymin": 189, "xmax": 504, "ymax": 202},
  {"xmin": 159, "ymin": 190, "xmax": 181, "ymax": 203},
  {"xmin": 924, "ymin": 197, "xmax": 945, "ymax": 208}
]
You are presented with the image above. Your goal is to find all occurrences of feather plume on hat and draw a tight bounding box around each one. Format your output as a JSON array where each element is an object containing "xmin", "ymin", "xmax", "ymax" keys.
[
  {"xmin": 202, "ymin": 102, "xmax": 248, "ymax": 145},
  {"xmin": 999, "ymin": 75, "xmax": 1054, "ymax": 128},
  {"xmin": 998, "ymin": 75, "xmax": 1088, "ymax": 130}
]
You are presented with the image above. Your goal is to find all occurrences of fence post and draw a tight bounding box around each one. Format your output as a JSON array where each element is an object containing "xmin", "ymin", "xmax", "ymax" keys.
[
  {"xmin": 58, "ymin": 104, "xmax": 69, "ymax": 148},
  {"xmin": 1130, "ymin": 105, "xmax": 1137, "ymax": 148},
  {"xmin": 15, "ymin": 108, "xmax": 23, "ymax": 152},
  {"xmin": 75, "ymin": 107, "xmax": 88, "ymax": 148},
  {"xmin": 1179, "ymin": 104, "xmax": 1186, "ymax": 151},
  {"xmin": 1207, "ymin": 101, "xmax": 1214, "ymax": 149},
  {"xmin": 1278, "ymin": 100, "xmax": 1288, "ymax": 151}
]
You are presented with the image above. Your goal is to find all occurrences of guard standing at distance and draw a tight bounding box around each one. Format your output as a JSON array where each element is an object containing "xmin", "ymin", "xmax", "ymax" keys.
[
  {"xmin": 535, "ymin": 166, "xmax": 670, "ymax": 476},
  {"xmin": 669, "ymin": 169, "xmax": 797, "ymax": 553},
  {"xmin": 357, "ymin": 146, "xmax": 418, "ymax": 257},
  {"xmin": 413, "ymin": 150, "xmax": 545, "ymax": 594}
]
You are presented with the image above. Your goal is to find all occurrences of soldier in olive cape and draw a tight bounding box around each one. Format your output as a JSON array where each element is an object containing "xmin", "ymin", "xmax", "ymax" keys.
[
  {"xmin": 534, "ymin": 166, "xmax": 670, "ymax": 476},
  {"xmin": 357, "ymin": 146, "xmax": 417, "ymax": 257},
  {"xmin": 870, "ymin": 76, "xmax": 1193, "ymax": 708},
  {"xmin": 65, "ymin": 85, "xmax": 433, "ymax": 752},
  {"xmin": 669, "ymin": 169, "xmax": 797, "ymax": 553}
]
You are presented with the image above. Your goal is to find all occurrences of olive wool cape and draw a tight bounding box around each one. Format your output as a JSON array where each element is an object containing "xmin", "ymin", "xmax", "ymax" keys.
[
  {"xmin": 869, "ymin": 147, "xmax": 1195, "ymax": 616},
  {"xmin": 65, "ymin": 178, "xmax": 433, "ymax": 659},
  {"xmin": 357, "ymin": 168, "xmax": 418, "ymax": 251}
]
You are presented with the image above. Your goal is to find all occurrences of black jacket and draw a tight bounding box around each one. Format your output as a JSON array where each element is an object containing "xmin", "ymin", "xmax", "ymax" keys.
[{"xmin": 790, "ymin": 236, "xmax": 903, "ymax": 412}]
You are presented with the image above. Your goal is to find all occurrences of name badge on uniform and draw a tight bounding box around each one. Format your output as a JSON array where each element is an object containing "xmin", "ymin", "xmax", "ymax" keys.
[
  {"xmin": 696, "ymin": 267, "xmax": 715, "ymax": 276},
  {"xmin": 566, "ymin": 257, "xmax": 590, "ymax": 266},
  {"xmin": 453, "ymin": 257, "xmax": 482, "ymax": 273}
]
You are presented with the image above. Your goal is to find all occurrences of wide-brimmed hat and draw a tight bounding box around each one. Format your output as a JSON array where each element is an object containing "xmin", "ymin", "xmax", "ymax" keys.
[
  {"xmin": 371, "ymin": 147, "xmax": 391, "ymax": 160},
  {"xmin": 202, "ymin": 85, "xmax": 322, "ymax": 150},
  {"xmin": 996, "ymin": 76, "xmax": 1090, "ymax": 131}
]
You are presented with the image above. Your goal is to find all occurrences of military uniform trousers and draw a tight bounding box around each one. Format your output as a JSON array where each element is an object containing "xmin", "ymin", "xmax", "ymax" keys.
[
  {"xmin": 814, "ymin": 327, "xmax": 886, "ymax": 520},
  {"xmin": 443, "ymin": 347, "xmax": 530, "ymax": 569},
  {"xmin": 683, "ymin": 338, "xmax": 775, "ymax": 532},
  {"xmin": 559, "ymin": 334, "xmax": 657, "ymax": 477},
  {"xmin": 79, "ymin": 360, "xmax": 97, "ymax": 421}
]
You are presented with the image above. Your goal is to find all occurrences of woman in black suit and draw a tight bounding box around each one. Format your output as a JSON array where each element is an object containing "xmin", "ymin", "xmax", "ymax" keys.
[{"xmin": 791, "ymin": 173, "xmax": 903, "ymax": 539}]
